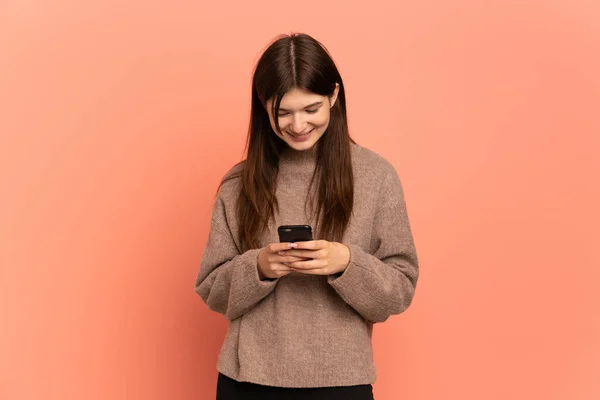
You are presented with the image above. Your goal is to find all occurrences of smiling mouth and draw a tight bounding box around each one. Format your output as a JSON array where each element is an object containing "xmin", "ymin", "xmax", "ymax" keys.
[{"xmin": 288, "ymin": 128, "xmax": 314, "ymax": 137}]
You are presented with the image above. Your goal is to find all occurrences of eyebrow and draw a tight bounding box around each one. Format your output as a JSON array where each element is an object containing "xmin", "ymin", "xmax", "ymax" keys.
[{"xmin": 278, "ymin": 101, "xmax": 324, "ymax": 112}]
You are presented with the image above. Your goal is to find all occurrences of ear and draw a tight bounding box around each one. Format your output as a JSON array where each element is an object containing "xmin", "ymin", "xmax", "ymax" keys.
[{"xmin": 329, "ymin": 83, "xmax": 340, "ymax": 108}]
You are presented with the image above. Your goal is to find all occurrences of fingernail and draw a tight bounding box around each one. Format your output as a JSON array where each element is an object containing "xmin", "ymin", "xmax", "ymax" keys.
[
  {"xmin": 278, "ymin": 251, "xmax": 284, "ymax": 255},
  {"xmin": 290, "ymin": 243, "xmax": 298, "ymax": 248}
]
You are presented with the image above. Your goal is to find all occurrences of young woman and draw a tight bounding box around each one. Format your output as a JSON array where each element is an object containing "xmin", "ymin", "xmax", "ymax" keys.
[{"xmin": 195, "ymin": 32, "xmax": 419, "ymax": 400}]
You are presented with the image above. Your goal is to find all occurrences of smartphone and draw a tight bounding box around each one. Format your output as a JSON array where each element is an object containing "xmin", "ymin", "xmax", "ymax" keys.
[{"xmin": 278, "ymin": 225, "xmax": 313, "ymax": 243}]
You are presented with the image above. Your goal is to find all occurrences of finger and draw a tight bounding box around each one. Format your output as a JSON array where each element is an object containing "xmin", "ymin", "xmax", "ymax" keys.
[
  {"xmin": 280, "ymin": 249, "xmax": 324, "ymax": 259},
  {"xmin": 292, "ymin": 240, "xmax": 327, "ymax": 250},
  {"xmin": 277, "ymin": 255, "xmax": 310, "ymax": 263},
  {"xmin": 271, "ymin": 254, "xmax": 308, "ymax": 263},
  {"xmin": 289, "ymin": 265, "xmax": 328, "ymax": 275},
  {"xmin": 273, "ymin": 269, "xmax": 294, "ymax": 278},
  {"xmin": 271, "ymin": 263, "xmax": 294, "ymax": 273},
  {"xmin": 267, "ymin": 242, "xmax": 298, "ymax": 253},
  {"xmin": 288, "ymin": 259, "xmax": 327, "ymax": 270}
]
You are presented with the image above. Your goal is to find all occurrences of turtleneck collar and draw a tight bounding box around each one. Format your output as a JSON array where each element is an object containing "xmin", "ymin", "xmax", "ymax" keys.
[{"xmin": 279, "ymin": 144, "xmax": 318, "ymax": 169}]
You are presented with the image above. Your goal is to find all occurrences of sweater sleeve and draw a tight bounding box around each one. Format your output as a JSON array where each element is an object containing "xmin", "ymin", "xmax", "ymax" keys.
[
  {"xmin": 328, "ymin": 166, "xmax": 419, "ymax": 323},
  {"xmin": 194, "ymin": 194, "xmax": 278, "ymax": 321}
]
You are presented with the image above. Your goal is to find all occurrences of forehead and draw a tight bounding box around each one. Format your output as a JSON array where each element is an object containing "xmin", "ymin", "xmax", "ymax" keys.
[{"xmin": 276, "ymin": 88, "xmax": 325, "ymax": 110}]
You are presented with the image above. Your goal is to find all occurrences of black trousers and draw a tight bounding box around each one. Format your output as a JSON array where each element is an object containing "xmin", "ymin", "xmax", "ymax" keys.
[{"xmin": 216, "ymin": 373, "xmax": 374, "ymax": 400}]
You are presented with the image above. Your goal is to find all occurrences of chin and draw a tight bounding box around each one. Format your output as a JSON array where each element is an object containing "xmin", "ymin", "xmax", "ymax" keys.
[
  {"xmin": 281, "ymin": 129, "xmax": 323, "ymax": 151},
  {"xmin": 286, "ymin": 140, "xmax": 317, "ymax": 151}
]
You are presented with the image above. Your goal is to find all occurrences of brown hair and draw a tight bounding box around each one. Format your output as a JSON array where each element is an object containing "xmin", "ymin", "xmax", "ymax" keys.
[{"xmin": 222, "ymin": 33, "xmax": 355, "ymax": 251}]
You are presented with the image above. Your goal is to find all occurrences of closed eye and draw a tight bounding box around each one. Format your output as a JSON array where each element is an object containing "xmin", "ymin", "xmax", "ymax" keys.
[
  {"xmin": 278, "ymin": 101, "xmax": 324, "ymax": 116},
  {"xmin": 278, "ymin": 109, "xmax": 318, "ymax": 117}
]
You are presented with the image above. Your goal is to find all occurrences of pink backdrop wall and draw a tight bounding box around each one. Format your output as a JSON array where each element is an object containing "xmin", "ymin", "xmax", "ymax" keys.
[{"xmin": 1, "ymin": 1, "xmax": 599, "ymax": 399}]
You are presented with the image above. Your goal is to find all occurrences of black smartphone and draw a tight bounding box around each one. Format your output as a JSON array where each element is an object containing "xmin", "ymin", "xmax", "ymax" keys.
[{"xmin": 278, "ymin": 225, "xmax": 313, "ymax": 243}]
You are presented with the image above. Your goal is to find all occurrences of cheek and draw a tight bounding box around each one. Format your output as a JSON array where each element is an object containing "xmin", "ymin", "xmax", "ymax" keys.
[{"xmin": 313, "ymin": 111, "xmax": 331, "ymax": 129}]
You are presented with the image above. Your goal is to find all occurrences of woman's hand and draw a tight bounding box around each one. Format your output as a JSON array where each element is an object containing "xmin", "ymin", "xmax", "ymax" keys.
[
  {"xmin": 280, "ymin": 240, "xmax": 350, "ymax": 275},
  {"xmin": 257, "ymin": 242, "xmax": 307, "ymax": 280}
]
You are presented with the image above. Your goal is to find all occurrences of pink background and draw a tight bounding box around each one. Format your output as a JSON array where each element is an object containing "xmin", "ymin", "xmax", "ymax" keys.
[{"xmin": 1, "ymin": 1, "xmax": 599, "ymax": 399}]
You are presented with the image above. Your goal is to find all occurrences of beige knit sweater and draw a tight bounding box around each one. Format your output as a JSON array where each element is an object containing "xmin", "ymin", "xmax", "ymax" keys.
[{"xmin": 195, "ymin": 143, "xmax": 419, "ymax": 388}]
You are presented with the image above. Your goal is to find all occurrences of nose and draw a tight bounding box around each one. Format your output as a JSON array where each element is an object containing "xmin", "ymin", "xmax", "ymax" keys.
[{"xmin": 290, "ymin": 113, "xmax": 307, "ymax": 134}]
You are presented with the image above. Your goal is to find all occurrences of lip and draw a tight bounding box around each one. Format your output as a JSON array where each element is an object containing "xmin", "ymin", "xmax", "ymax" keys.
[{"xmin": 287, "ymin": 128, "xmax": 314, "ymax": 142}]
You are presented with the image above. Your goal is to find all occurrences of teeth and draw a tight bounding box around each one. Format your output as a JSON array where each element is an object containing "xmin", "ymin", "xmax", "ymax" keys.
[{"xmin": 290, "ymin": 129, "xmax": 313, "ymax": 137}]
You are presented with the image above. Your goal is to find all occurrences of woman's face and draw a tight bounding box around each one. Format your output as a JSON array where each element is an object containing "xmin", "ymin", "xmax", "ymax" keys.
[{"xmin": 266, "ymin": 85, "xmax": 339, "ymax": 152}]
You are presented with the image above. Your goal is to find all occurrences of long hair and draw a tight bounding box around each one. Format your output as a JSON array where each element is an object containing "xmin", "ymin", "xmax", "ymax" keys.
[{"xmin": 222, "ymin": 33, "xmax": 355, "ymax": 251}]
